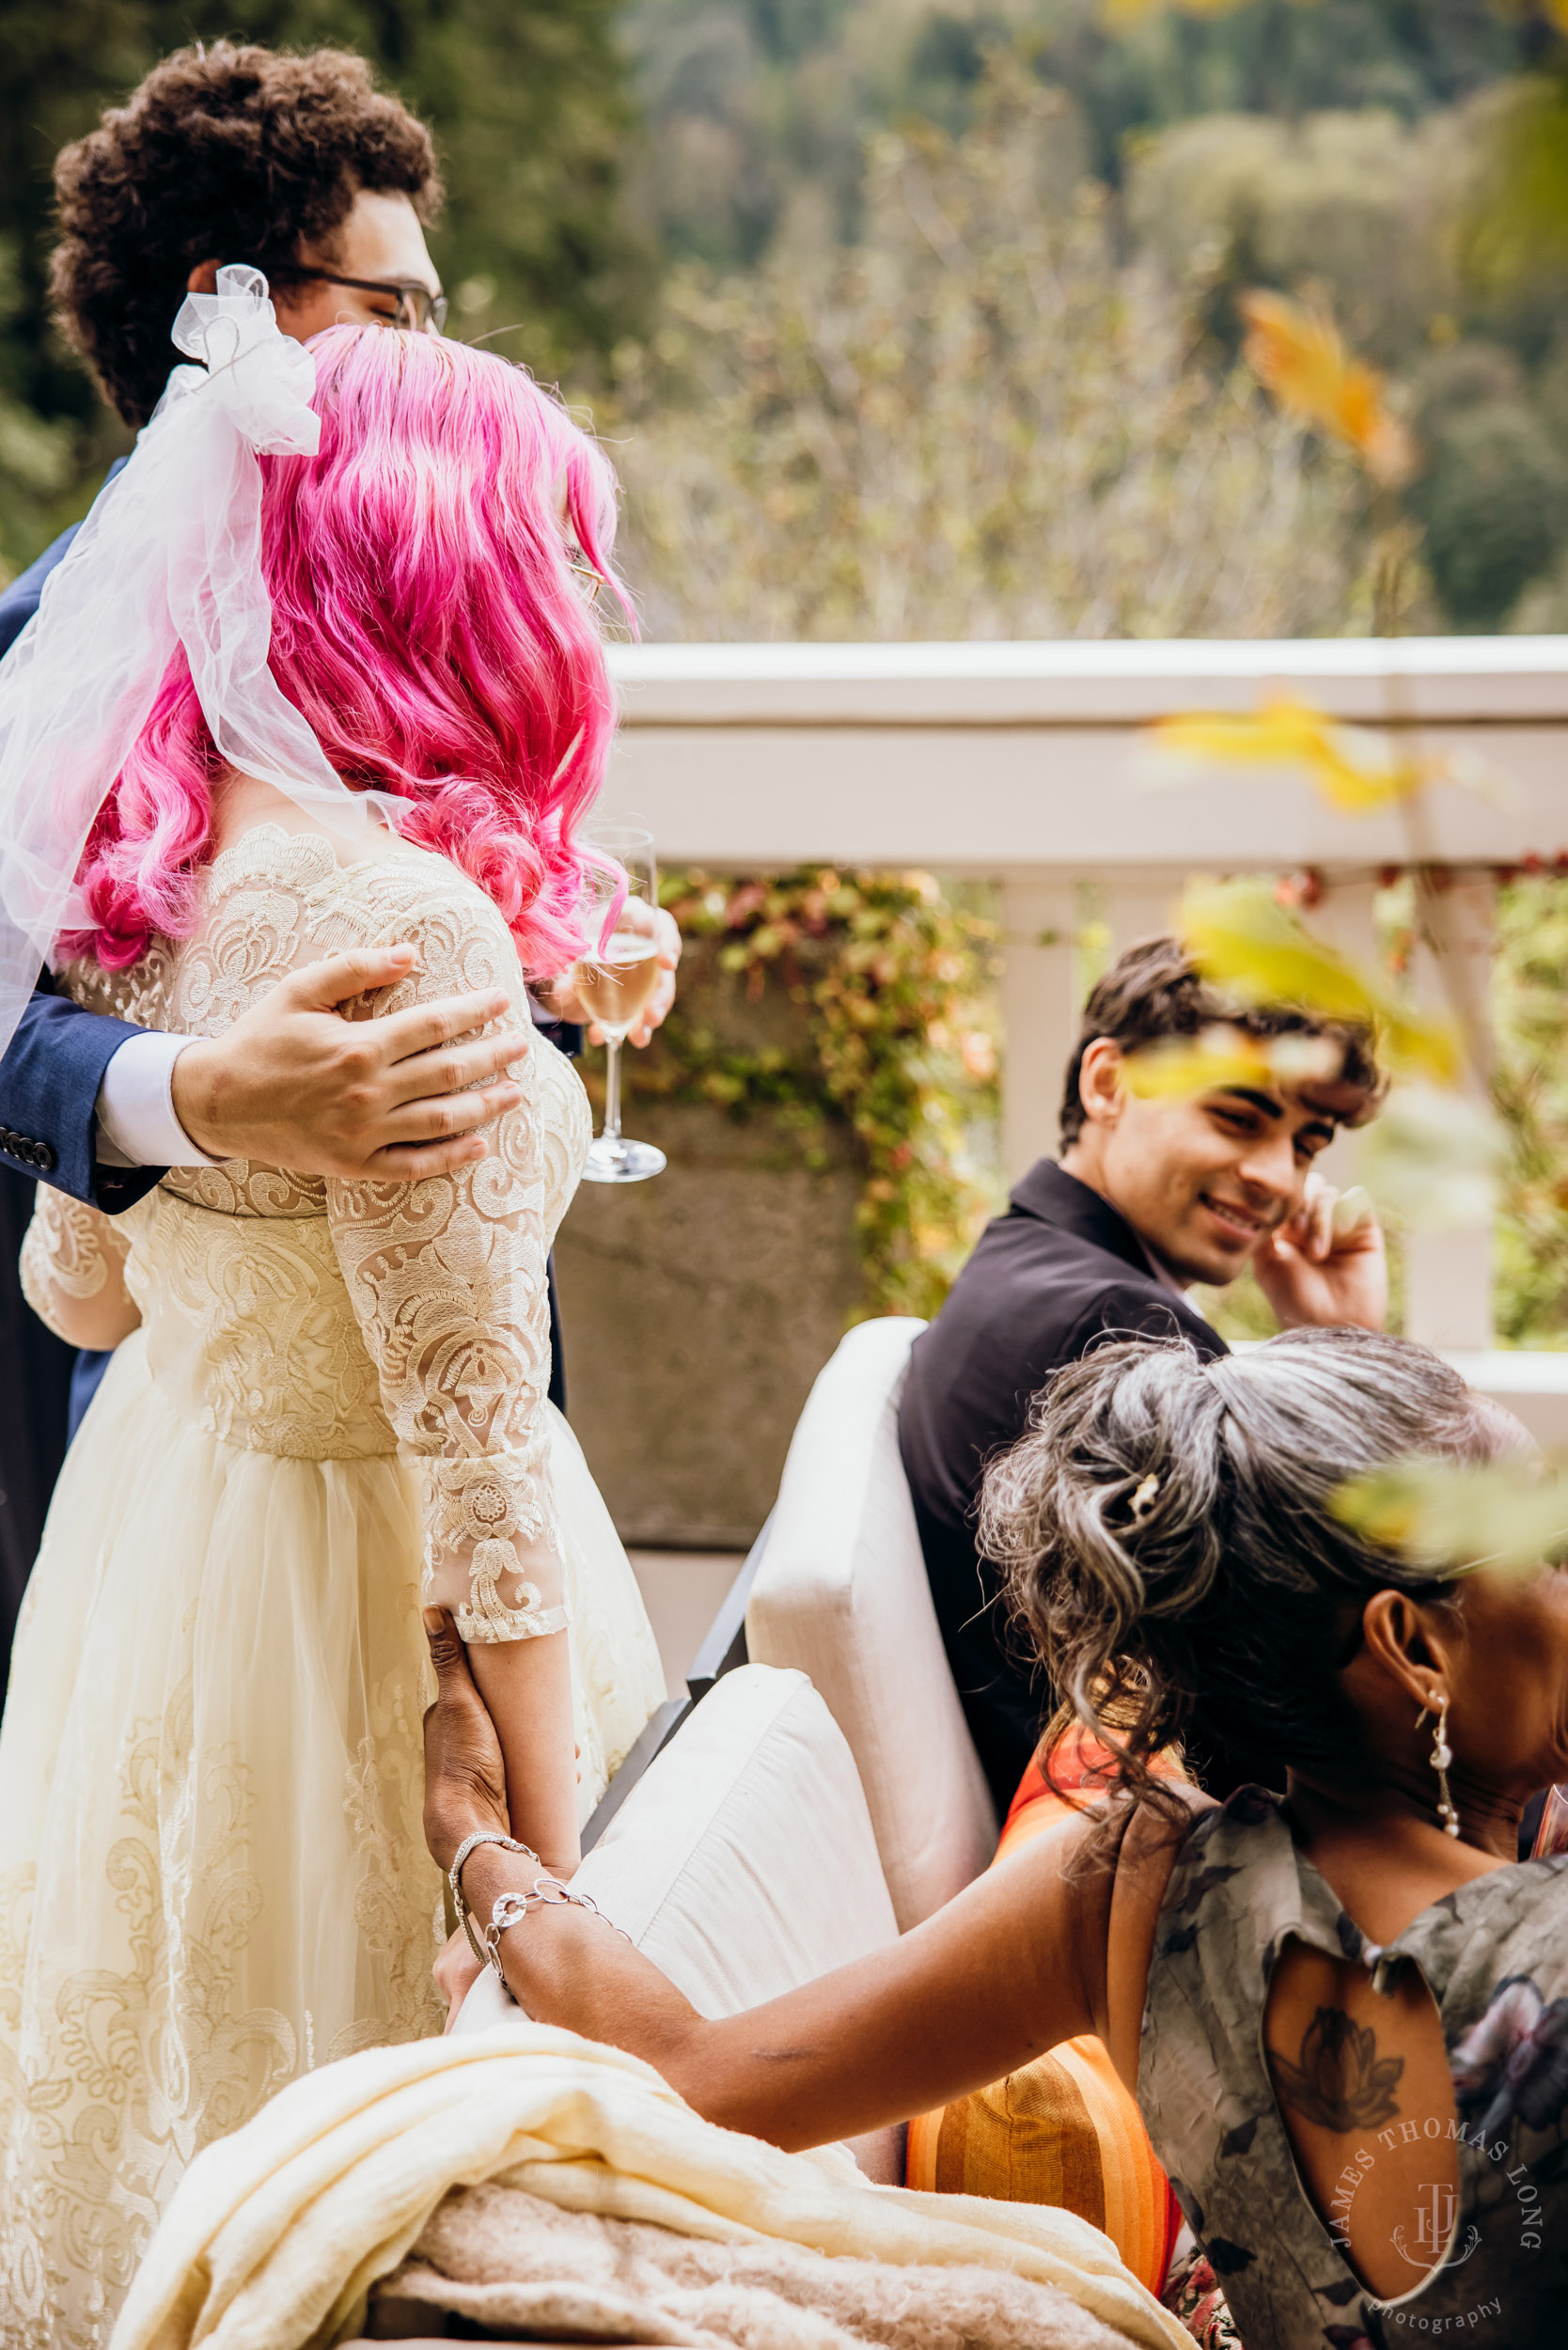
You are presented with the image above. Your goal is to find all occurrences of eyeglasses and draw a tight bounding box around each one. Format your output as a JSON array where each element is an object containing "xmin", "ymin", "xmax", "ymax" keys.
[
  {"xmin": 568, "ymin": 553, "xmax": 604, "ymax": 604},
  {"xmin": 308, "ymin": 274, "xmax": 448, "ymax": 334}
]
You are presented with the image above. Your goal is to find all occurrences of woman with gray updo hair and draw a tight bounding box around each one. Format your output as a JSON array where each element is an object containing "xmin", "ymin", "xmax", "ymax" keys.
[
  {"xmin": 983, "ymin": 1325, "xmax": 1529, "ymax": 1815},
  {"xmin": 422, "ymin": 1324, "xmax": 1568, "ymax": 2348}
]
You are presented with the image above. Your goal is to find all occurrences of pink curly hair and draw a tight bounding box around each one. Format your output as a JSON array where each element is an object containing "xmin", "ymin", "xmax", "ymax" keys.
[{"xmin": 66, "ymin": 325, "xmax": 627, "ymax": 978}]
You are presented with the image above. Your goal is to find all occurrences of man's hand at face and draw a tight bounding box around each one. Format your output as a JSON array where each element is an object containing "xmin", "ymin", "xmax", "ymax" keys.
[
  {"xmin": 534, "ymin": 902, "xmax": 682, "ymax": 1049},
  {"xmin": 171, "ymin": 945, "xmax": 531, "ymax": 1179},
  {"xmin": 1253, "ymin": 1173, "xmax": 1388, "ymax": 1333}
]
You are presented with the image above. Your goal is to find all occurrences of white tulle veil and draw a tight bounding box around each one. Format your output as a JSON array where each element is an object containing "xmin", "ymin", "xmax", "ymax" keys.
[{"xmin": 0, "ymin": 265, "xmax": 404, "ymax": 1061}]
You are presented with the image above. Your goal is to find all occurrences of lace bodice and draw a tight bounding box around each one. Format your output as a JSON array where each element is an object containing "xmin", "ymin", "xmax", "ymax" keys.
[{"xmin": 21, "ymin": 822, "xmax": 592, "ymax": 1645}]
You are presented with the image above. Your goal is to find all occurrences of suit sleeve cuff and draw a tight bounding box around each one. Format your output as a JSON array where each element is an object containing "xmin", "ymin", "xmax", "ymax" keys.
[{"xmin": 96, "ymin": 1031, "xmax": 219, "ymax": 1169}]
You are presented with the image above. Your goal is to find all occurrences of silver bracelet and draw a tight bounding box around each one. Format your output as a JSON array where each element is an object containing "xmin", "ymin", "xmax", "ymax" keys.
[
  {"xmin": 483, "ymin": 1879, "xmax": 630, "ymax": 1979},
  {"xmin": 449, "ymin": 1830, "xmax": 540, "ymax": 1966}
]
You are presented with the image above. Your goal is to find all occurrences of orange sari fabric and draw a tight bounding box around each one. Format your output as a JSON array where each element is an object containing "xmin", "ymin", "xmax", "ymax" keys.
[{"xmin": 904, "ymin": 1731, "xmax": 1184, "ymax": 2296}]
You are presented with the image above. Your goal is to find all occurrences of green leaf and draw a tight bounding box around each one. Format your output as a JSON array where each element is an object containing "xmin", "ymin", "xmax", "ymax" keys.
[{"xmin": 1332, "ymin": 1455, "xmax": 1568, "ymax": 1576}]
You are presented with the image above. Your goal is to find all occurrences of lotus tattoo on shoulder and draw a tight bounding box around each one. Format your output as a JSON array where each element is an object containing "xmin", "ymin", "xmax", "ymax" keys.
[{"xmin": 1270, "ymin": 2005, "xmax": 1405, "ymax": 2132}]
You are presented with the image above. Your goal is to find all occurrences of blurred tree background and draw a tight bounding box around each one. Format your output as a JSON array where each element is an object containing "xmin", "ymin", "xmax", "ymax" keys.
[
  {"xmin": 0, "ymin": 0, "xmax": 639, "ymax": 577},
  {"xmin": 5, "ymin": 0, "xmax": 1567, "ymax": 630},
  {"xmin": 614, "ymin": 0, "xmax": 1568, "ymax": 635},
  {"xmin": 612, "ymin": 67, "xmax": 1374, "ymax": 641}
]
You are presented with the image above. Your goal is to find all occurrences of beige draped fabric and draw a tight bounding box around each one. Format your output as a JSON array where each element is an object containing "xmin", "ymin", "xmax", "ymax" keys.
[{"xmin": 111, "ymin": 2021, "xmax": 1194, "ymax": 2350}]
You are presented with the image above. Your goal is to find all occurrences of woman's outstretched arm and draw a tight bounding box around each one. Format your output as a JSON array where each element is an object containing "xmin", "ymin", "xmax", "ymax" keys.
[{"xmin": 422, "ymin": 1608, "xmax": 1113, "ymax": 2152}]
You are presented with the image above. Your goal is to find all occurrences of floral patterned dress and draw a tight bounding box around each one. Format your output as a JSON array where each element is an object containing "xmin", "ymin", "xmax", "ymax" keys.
[{"xmin": 1138, "ymin": 1789, "xmax": 1568, "ymax": 2350}]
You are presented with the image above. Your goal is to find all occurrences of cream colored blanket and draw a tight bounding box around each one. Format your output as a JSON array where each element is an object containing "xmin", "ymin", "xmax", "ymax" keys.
[
  {"xmin": 377, "ymin": 2175, "xmax": 1158, "ymax": 2348},
  {"xmin": 110, "ymin": 2023, "xmax": 1192, "ymax": 2350}
]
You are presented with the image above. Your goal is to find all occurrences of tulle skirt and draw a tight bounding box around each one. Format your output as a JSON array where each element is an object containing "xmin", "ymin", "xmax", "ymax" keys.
[{"xmin": 0, "ymin": 1327, "xmax": 664, "ymax": 2346}]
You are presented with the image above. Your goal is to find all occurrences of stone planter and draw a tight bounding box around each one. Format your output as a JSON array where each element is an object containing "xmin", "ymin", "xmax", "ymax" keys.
[{"xmin": 553, "ymin": 947, "xmax": 864, "ymax": 1548}]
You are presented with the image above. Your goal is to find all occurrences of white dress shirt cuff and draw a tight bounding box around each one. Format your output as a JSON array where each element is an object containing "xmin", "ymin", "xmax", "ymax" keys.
[{"xmin": 95, "ymin": 1031, "xmax": 219, "ymax": 1169}]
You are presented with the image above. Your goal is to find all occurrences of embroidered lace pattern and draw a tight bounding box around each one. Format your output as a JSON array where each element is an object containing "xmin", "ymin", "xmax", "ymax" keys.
[
  {"xmin": 0, "ymin": 1545, "xmax": 440, "ymax": 2347},
  {"xmin": 20, "ymin": 1187, "xmax": 129, "ymax": 1310},
  {"xmin": 40, "ymin": 824, "xmax": 590, "ymax": 1639},
  {"xmin": 0, "ymin": 823, "xmax": 640, "ymax": 2348}
]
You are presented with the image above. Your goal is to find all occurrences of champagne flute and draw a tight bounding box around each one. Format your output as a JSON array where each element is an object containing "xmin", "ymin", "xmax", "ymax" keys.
[{"xmin": 575, "ymin": 825, "xmax": 667, "ymax": 1184}]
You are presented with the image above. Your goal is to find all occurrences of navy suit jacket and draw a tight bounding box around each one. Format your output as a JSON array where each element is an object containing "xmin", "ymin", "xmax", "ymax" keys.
[{"xmin": 0, "ymin": 489, "xmax": 163, "ymax": 1213}]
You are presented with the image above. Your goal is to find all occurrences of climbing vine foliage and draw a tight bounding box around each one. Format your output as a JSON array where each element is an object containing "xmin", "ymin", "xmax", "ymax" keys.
[{"xmin": 636, "ymin": 868, "xmax": 1001, "ymax": 1319}]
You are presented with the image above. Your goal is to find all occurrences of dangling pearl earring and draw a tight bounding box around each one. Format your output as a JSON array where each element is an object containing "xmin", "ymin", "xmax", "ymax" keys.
[{"xmin": 1419, "ymin": 1692, "xmax": 1461, "ymax": 1838}]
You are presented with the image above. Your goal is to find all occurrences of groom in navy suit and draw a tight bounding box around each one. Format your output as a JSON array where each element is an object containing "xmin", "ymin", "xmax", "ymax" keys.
[
  {"xmin": 0, "ymin": 44, "xmax": 683, "ymax": 1658},
  {"xmin": 0, "ymin": 47, "xmax": 462, "ymax": 1636},
  {"xmin": 0, "ymin": 41, "xmax": 680, "ymax": 1661}
]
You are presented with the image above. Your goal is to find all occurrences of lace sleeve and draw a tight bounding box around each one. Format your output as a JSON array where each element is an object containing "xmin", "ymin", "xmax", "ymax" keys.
[
  {"xmin": 20, "ymin": 1186, "xmax": 135, "ymax": 1341},
  {"xmin": 325, "ymin": 883, "xmax": 568, "ymax": 1648}
]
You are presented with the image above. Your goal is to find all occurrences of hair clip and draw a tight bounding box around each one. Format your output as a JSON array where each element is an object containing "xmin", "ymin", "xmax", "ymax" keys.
[{"xmin": 1129, "ymin": 1472, "xmax": 1161, "ymax": 1524}]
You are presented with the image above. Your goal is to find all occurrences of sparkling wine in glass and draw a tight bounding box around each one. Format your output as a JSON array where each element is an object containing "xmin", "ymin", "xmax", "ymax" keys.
[{"xmin": 577, "ymin": 826, "xmax": 666, "ymax": 1184}]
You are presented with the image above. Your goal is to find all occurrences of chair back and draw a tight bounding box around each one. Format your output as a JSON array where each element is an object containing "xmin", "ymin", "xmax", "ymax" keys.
[
  {"xmin": 745, "ymin": 1317, "xmax": 997, "ymax": 1930},
  {"xmin": 454, "ymin": 1662, "xmax": 905, "ymax": 2179}
]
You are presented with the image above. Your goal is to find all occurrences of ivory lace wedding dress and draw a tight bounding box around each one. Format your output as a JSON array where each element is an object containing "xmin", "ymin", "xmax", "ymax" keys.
[{"xmin": 0, "ymin": 821, "xmax": 666, "ymax": 2346}]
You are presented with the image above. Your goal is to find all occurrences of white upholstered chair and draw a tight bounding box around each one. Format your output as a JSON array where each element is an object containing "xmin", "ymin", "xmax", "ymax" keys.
[
  {"xmin": 453, "ymin": 1662, "xmax": 907, "ymax": 2181},
  {"xmin": 745, "ymin": 1315, "xmax": 998, "ymax": 1931}
]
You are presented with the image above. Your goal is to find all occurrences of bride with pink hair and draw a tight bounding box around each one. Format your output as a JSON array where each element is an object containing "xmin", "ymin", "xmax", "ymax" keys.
[{"xmin": 0, "ymin": 279, "xmax": 666, "ymax": 2339}]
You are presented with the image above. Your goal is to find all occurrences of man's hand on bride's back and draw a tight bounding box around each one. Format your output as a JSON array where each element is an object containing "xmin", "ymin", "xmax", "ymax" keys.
[{"xmin": 169, "ymin": 944, "xmax": 532, "ymax": 1178}]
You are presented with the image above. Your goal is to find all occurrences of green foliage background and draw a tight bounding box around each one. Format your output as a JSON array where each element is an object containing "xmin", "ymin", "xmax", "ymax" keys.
[
  {"xmin": 0, "ymin": 0, "xmax": 642, "ymax": 575},
  {"xmin": 618, "ymin": 0, "xmax": 1568, "ymax": 635},
  {"xmin": 621, "ymin": 0, "xmax": 1515, "ymax": 268},
  {"xmin": 1492, "ymin": 875, "xmax": 1568, "ymax": 1348},
  {"xmin": 632, "ymin": 869, "xmax": 1003, "ymax": 1318}
]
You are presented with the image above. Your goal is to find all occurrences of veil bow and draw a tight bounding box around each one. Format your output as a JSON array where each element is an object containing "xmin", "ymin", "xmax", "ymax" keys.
[{"xmin": 0, "ymin": 265, "xmax": 400, "ymax": 1062}]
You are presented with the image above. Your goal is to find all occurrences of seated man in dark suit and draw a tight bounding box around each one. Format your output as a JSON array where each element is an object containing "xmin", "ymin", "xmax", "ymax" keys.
[{"xmin": 899, "ymin": 933, "xmax": 1388, "ymax": 1813}]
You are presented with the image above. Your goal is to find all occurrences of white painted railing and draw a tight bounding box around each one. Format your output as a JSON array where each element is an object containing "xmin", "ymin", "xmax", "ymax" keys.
[{"xmin": 602, "ymin": 638, "xmax": 1568, "ymax": 1418}]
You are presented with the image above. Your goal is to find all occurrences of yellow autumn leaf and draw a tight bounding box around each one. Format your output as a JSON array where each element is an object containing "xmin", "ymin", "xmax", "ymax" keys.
[
  {"xmin": 1332, "ymin": 1456, "xmax": 1568, "ymax": 1578},
  {"xmin": 1180, "ymin": 877, "xmax": 1462, "ymax": 1086},
  {"xmin": 1122, "ymin": 1024, "xmax": 1344, "ymax": 1103},
  {"xmin": 1150, "ymin": 698, "xmax": 1429, "ymax": 812},
  {"xmin": 1239, "ymin": 290, "xmax": 1415, "ymax": 486},
  {"xmin": 1101, "ymin": 0, "xmax": 1247, "ymax": 20}
]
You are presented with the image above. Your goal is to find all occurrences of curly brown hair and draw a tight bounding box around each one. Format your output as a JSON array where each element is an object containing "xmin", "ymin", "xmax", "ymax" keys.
[{"xmin": 51, "ymin": 42, "xmax": 443, "ymax": 428}]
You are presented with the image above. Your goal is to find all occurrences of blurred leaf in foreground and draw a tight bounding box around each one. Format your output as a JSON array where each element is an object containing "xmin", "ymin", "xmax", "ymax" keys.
[
  {"xmin": 1240, "ymin": 290, "xmax": 1416, "ymax": 486},
  {"xmin": 1181, "ymin": 877, "xmax": 1462, "ymax": 1086},
  {"xmin": 1148, "ymin": 699, "xmax": 1433, "ymax": 812},
  {"xmin": 1332, "ymin": 1455, "xmax": 1568, "ymax": 1576},
  {"xmin": 1101, "ymin": 0, "xmax": 1249, "ymax": 22},
  {"xmin": 1122, "ymin": 1023, "xmax": 1344, "ymax": 1102},
  {"xmin": 1459, "ymin": 72, "xmax": 1568, "ymax": 294},
  {"xmin": 1356, "ymin": 1081, "xmax": 1504, "ymax": 1230}
]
